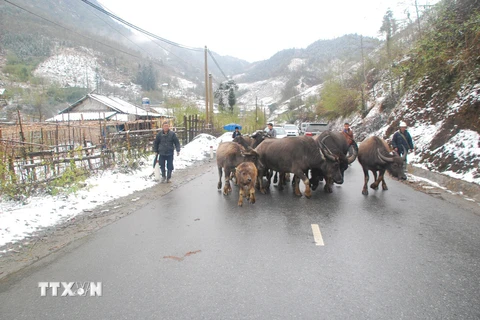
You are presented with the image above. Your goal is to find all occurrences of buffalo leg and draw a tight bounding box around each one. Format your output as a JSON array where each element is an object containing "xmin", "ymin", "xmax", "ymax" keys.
[
  {"xmin": 257, "ymin": 169, "xmax": 267, "ymax": 194},
  {"xmin": 379, "ymin": 169, "xmax": 388, "ymax": 190},
  {"xmin": 273, "ymin": 171, "xmax": 278, "ymax": 184},
  {"xmin": 249, "ymin": 186, "xmax": 256, "ymax": 204},
  {"xmin": 370, "ymin": 170, "xmax": 379, "ymax": 190},
  {"xmin": 238, "ymin": 186, "xmax": 244, "ymax": 206},
  {"xmin": 295, "ymin": 171, "xmax": 311, "ymax": 198},
  {"xmin": 217, "ymin": 166, "xmax": 223, "ymax": 190},
  {"xmin": 362, "ymin": 168, "xmax": 370, "ymax": 195},
  {"xmin": 293, "ymin": 175, "xmax": 301, "ymax": 196},
  {"xmin": 324, "ymin": 177, "xmax": 333, "ymax": 193},
  {"xmin": 223, "ymin": 167, "xmax": 232, "ymax": 195},
  {"xmin": 310, "ymin": 168, "xmax": 322, "ymax": 191},
  {"xmin": 278, "ymin": 172, "xmax": 285, "ymax": 191},
  {"xmin": 284, "ymin": 173, "xmax": 290, "ymax": 183}
]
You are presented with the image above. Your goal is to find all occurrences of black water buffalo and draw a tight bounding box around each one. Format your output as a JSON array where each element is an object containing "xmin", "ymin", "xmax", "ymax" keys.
[
  {"xmin": 358, "ymin": 136, "xmax": 407, "ymax": 195},
  {"xmin": 216, "ymin": 142, "xmax": 262, "ymax": 195},
  {"xmin": 254, "ymin": 136, "xmax": 342, "ymax": 198},
  {"xmin": 313, "ymin": 131, "xmax": 358, "ymax": 193},
  {"xmin": 233, "ymin": 130, "xmax": 269, "ymax": 150}
]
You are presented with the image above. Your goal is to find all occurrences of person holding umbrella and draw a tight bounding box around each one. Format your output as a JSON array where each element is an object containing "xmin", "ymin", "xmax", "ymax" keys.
[{"xmin": 232, "ymin": 126, "xmax": 242, "ymax": 138}]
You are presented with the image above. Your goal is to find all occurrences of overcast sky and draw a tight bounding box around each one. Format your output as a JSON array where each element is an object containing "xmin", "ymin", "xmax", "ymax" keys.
[{"xmin": 96, "ymin": 0, "xmax": 437, "ymax": 62}]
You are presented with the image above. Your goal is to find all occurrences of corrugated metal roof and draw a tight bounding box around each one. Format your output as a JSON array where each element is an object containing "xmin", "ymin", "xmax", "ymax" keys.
[
  {"xmin": 90, "ymin": 94, "xmax": 161, "ymax": 117},
  {"xmin": 150, "ymin": 107, "xmax": 169, "ymax": 116},
  {"xmin": 46, "ymin": 112, "xmax": 116, "ymax": 122}
]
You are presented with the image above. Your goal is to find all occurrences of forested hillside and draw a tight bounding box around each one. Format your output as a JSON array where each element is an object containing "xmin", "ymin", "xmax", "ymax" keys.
[{"xmin": 323, "ymin": 0, "xmax": 479, "ymax": 184}]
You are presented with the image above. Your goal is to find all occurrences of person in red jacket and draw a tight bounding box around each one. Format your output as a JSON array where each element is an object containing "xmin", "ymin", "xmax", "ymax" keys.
[{"xmin": 341, "ymin": 122, "xmax": 358, "ymax": 151}]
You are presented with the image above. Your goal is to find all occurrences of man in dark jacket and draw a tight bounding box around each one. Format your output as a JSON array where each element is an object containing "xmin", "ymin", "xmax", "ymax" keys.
[
  {"xmin": 153, "ymin": 121, "xmax": 181, "ymax": 183},
  {"xmin": 232, "ymin": 127, "xmax": 242, "ymax": 139},
  {"xmin": 392, "ymin": 121, "xmax": 414, "ymax": 163}
]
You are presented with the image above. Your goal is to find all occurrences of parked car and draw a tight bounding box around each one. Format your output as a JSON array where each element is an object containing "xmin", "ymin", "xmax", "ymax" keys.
[
  {"xmin": 264, "ymin": 126, "xmax": 288, "ymax": 138},
  {"xmin": 283, "ymin": 124, "xmax": 299, "ymax": 136},
  {"xmin": 299, "ymin": 122, "xmax": 309, "ymax": 135},
  {"xmin": 304, "ymin": 123, "xmax": 329, "ymax": 136}
]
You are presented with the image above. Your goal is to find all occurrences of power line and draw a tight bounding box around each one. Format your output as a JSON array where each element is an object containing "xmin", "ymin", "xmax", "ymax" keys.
[
  {"xmin": 2, "ymin": 0, "xmax": 156, "ymax": 64},
  {"xmin": 80, "ymin": 0, "xmax": 203, "ymax": 52},
  {"xmin": 208, "ymin": 49, "xmax": 229, "ymax": 81},
  {"xmin": 81, "ymin": 1, "xmax": 200, "ymax": 73},
  {"xmin": 81, "ymin": 0, "xmax": 230, "ymax": 80}
]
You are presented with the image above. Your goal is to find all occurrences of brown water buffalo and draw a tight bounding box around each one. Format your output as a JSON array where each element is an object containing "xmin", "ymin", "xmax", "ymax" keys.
[
  {"xmin": 313, "ymin": 131, "xmax": 358, "ymax": 193},
  {"xmin": 235, "ymin": 162, "xmax": 258, "ymax": 206},
  {"xmin": 216, "ymin": 142, "xmax": 261, "ymax": 195},
  {"xmin": 254, "ymin": 136, "xmax": 342, "ymax": 198},
  {"xmin": 358, "ymin": 136, "xmax": 407, "ymax": 195},
  {"xmin": 233, "ymin": 130, "xmax": 269, "ymax": 150}
]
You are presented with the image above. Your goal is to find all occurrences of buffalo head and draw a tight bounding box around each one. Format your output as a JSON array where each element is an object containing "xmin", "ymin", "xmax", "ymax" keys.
[
  {"xmin": 319, "ymin": 146, "xmax": 343, "ymax": 184},
  {"xmin": 377, "ymin": 147, "xmax": 407, "ymax": 180}
]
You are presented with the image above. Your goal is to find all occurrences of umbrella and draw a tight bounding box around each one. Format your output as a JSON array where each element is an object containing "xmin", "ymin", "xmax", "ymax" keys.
[{"xmin": 223, "ymin": 123, "xmax": 242, "ymax": 131}]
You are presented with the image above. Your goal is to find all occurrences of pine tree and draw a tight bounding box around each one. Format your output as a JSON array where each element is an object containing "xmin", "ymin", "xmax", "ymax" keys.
[
  {"xmin": 228, "ymin": 87, "xmax": 236, "ymax": 113},
  {"xmin": 379, "ymin": 9, "xmax": 397, "ymax": 60}
]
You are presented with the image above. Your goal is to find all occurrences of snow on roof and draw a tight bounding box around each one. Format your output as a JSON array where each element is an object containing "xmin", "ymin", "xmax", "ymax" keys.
[
  {"xmin": 150, "ymin": 107, "xmax": 172, "ymax": 117},
  {"xmin": 46, "ymin": 112, "xmax": 117, "ymax": 122},
  {"xmin": 89, "ymin": 94, "xmax": 160, "ymax": 117}
]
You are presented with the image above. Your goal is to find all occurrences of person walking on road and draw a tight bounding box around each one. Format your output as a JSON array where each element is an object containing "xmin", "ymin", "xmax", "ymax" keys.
[
  {"xmin": 153, "ymin": 121, "xmax": 181, "ymax": 183},
  {"xmin": 392, "ymin": 121, "xmax": 414, "ymax": 164}
]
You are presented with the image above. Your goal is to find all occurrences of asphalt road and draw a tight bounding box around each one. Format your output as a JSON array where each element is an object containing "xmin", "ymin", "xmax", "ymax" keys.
[{"xmin": 1, "ymin": 162, "xmax": 480, "ymax": 320}]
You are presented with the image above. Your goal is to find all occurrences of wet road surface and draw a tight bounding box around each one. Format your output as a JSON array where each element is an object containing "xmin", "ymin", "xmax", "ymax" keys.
[{"xmin": 1, "ymin": 162, "xmax": 480, "ymax": 319}]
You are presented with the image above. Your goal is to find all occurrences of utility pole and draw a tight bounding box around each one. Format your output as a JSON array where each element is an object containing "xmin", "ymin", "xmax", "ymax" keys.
[
  {"xmin": 262, "ymin": 101, "xmax": 265, "ymax": 124},
  {"xmin": 204, "ymin": 46, "xmax": 209, "ymax": 124},
  {"xmin": 209, "ymin": 73, "xmax": 214, "ymax": 126},
  {"xmin": 255, "ymin": 96, "xmax": 258, "ymax": 126}
]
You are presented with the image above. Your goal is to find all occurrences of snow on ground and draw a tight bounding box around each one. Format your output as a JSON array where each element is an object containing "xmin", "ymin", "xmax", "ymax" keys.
[
  {"xmin": 0, "ymin": 134, "xmax": 228, "ymax": 249},
  {"xmin": 288, "ymin": 58, "xmax": 306, "ymax": 71},
  {"xmin": 34, "ymin": 47, "xmax": 102, "ymax": 88},
  {"xmin": 34, "ymin": 46, "xmax": 140, "ymax": 95},
  {"xmin": 237, "ymin": 77, "xmax": 286, "ymax": 108},
  {"xmin": 415, "ymin": 129, "xmax": 480, "ymax": 183}
]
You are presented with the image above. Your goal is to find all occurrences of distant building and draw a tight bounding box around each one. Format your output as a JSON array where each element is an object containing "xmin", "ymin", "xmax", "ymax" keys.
[{"xmin": 46, "ymin": 93, "xmax": 163, "ymax": 122}]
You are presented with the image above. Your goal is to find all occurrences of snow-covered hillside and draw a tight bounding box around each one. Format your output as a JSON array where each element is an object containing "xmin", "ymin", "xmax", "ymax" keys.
[{"xmin": 351, "ymin": 79, "xmax": 480, "ymax": 186}]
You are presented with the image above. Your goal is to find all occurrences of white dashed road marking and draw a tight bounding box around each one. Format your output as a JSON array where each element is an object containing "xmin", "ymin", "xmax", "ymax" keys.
[{"xmin": 311, "ymin": 224, "xmax": 324, "ymax": 246}]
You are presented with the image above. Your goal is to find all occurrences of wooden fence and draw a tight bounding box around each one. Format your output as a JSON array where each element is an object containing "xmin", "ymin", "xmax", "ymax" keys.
[{"xmin": 0, "ymin": 115, "xmax": 218, "ymax": 196}]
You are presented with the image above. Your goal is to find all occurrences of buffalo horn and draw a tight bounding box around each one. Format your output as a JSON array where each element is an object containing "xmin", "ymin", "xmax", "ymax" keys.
[
  {"xmin": 322, "ymin": 145, "xmax": 337, "ymax": 162},
  {"xmin": 377, "ymin": 148, "xmax": 394, "ymax": 163},
  {"xmin": 347, "ymin": 145, "xmax": 357, "ymax": 164}
]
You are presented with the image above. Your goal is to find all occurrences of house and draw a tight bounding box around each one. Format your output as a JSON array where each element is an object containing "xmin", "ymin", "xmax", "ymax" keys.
[{"xmin": 46, "ymin": 93, "xmax": 164, "ymax": 122}]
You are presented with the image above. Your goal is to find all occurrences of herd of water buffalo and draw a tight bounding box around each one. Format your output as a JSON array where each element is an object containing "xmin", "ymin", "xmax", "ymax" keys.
[{"xmin": 216, "ymin": 130, "xmax": 408, "ymax": 206}]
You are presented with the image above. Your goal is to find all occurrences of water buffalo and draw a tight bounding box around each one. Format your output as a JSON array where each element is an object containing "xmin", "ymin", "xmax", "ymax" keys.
[
  {"xmin": 235, "ymin": 162, "xmax": 258, "ymax": 206},
  {"xmin": 254, "ymin": 136, "xmax": 342, "ymax": 198},
  {"xmin": 216, "ymin": 142, "xmax": 261, "ymax": 195},
  {"xmin": 313, "ymin": 131, "xmax": 358, "ymax": 193},
  {"xmin": 233, "ymin": 130, "xmax": 269, "ymax": 150},
  {"xmin": 358, "ymin": 136, "xmax": 407, "ymax": 195}
]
